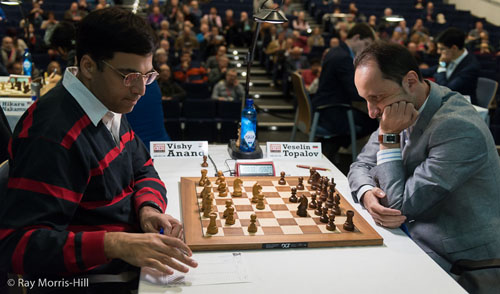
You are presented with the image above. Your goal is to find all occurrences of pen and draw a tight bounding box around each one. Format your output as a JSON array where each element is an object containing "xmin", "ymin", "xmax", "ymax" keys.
[
  {"xmin": 159, "ymin": 228, "xmax": 164, "ymax": 235},
  {"xmin": 296, "ymin": 165, "xmax": 330, "ymax": 172}
]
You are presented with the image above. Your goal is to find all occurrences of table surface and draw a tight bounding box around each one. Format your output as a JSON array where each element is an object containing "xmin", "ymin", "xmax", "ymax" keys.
[{"xmin": 139, "ymin": 145, "xmax": 465, "ymax": 294}]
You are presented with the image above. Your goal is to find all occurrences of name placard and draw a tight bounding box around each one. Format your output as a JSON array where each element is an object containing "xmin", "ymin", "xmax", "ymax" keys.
[
  {"xmin": 0, "ymin": 98, "xmax": 32, "ymax": 115},
  {"xmin": 150, "ymin": 141, "xmax": 208, "ymax": 159},
  {"xmin": 266, "ymin": 142, "xmax": 322, "ymax": 159}
]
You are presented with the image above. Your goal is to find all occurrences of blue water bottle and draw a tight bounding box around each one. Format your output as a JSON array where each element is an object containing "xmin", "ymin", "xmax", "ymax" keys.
[
  {"xmin": 240, "ymin": 98, "xmax": 257, "ymax": 152},
  {"xmin": 22, "ymin": 48, "xmax": 32, "ymax": 77}
]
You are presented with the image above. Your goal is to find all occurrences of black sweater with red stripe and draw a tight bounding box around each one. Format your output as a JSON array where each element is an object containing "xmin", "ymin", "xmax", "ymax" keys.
[{"xmin": 0, "ymin": 84, "xmax": 168, "ymax": 276}]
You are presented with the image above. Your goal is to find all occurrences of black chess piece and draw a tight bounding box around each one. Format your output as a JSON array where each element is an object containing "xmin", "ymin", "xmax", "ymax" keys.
[
  {"xmin": 279, "ymin": 171, "xmax": 286, "ymax": 185},
  {"xmin": 296, "ymin": 195, "xmax": 308, "ymax": 217},
  {"xmin": 326, "ymin": 213, "xmax": 336, "ymax": 231},
  {"xmin": 320, "ymin": 207, "xmax": 329, "ymax": 223},
  {"xmin": 326, "ymin": 189, "xmax": 334, "ymax": 208},
  {"xmin": 333, "ymin": 193, "xmax": 341, "ymax": 215},
  {"xmin": 308, "ymin": 168, "xmax": 316, "ymax": 184},
  {"xmin": 309, "ymin": 193, "xmax": 317, "ymax": 209},
  {"xmin": 297, "ymin": 176, "xmax": 304, "ymax": 190},
  {"xmin": 314, "ymin": 200, "xmax": 323, "ymax": 216},
  {"xmin": 343, "ymin": 210, "xmax": 355, "ymax": 231},
  {"xmin": 289, "ymin": 187, "xmax": 298, "ymax": 203}
]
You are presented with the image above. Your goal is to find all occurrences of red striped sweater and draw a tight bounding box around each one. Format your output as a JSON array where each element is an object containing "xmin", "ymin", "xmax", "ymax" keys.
[{"xmin": 0, "ymin": 84, "xmax": 167, "ymax": 276}]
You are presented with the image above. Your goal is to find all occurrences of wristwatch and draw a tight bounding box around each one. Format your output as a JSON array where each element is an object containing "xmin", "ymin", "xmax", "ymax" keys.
[{"xmin": 378, "ymin": 133, "xmax": 400, "ymax": 144}]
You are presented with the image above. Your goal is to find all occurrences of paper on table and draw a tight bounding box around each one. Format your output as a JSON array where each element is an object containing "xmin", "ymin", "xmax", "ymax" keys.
[{"xmin": 141, "ymin": 252, "xmax": 250, "ymax": 287}]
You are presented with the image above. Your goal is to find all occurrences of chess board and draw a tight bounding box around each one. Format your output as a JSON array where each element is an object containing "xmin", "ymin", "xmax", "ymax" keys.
[{"xmin": 181, "ymin": 176, "xmax": 383, "ymax": 251}]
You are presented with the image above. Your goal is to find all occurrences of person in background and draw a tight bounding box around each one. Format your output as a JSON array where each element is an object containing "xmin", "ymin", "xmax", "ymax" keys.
[
  {"xmin": 158, "ymin": 63, "xmax": 186, "ymax": 101},
  {"xmin": 211, "ymin": 68, "xmax": 244, "ymax": 101},
  {"xmin": 421, "ymin": 27, "xmax": 480, "ymax": 104}
]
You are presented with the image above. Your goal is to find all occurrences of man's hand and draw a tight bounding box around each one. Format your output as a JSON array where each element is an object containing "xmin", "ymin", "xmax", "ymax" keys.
[
  {"xmin": 104, "ymin": 232, "xmax": 197, "ymax": 275},
  {"xmin": 379, "ymin": 101, "xmax": 418, "ymax": 135},
  {"xmin": 139, "ymin": 206, "xmax": 183, "ymax": 239},
  {"xmin": 363, "ymin": 187, "xmax": 406, "ymax": 228}
]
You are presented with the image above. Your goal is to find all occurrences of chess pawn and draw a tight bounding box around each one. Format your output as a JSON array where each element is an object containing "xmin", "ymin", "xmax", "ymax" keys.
[
  {"xmin": 326, "ymin": 213, "xmax": 336, "ymax": 231},
  {"xmin": 289, "ymin": 187, "xmax": 298, "ymax": 203},
  {"xmin": 201, "ymin": 155, "xmax": 208, "ymax": 167},
  {"xmin": 308, "ymin": 168, "xmax": 316, "ymax": 184},
  {"xmin": 309, "ymin": 193, "xmax": 317, "ymax": 209},
  {"xmin": 200, "ymin": 184, "xmax": 210, "ymax": 199},
  {"xmin": 320, "ymin": 207, "xmax": 329, "ymax": 223},
  {"xmin": 278, "ymin": 171, "xmax": 286, "ymax": 185},
  {"xmin": 296, "ymin": 176, "xmax": 304, "ymax": 190},
  {"xmin": 207, "ymin": 212, "xmax": 219, "ymax": 235},
  {"xmin": 256, "ymin": 193, "xmax": 265, "ymax": 210},
  {"xmin": 314, "ymin": 200, "xmax": 323, "ymax": 216},
  {"xmin": 248, "ymin": 213, "xmax": 258, "ymax": 233},
  {"xmin": 223, "ymin": 200, "xmax": 233, "ymax": 218},
  {"xmin": 225, "ymin": 207, "xmax": 235, "ymax": 225},
  {"xmin": 343, "ymin": 210, "xmax": 355, "ymax": 231}
]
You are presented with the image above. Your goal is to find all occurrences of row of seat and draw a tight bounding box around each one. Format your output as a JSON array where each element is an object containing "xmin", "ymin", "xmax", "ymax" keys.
[{"xmin": 162, "ymin": 99, "xmax": 240, "ymax": 142}]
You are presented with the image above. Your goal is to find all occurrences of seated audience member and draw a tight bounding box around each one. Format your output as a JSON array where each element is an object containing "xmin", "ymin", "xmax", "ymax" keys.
[
  {"xmin": 208, "ymin": 55, "xmax": 229, "ymax": 87},
  {"xmin": 1, "ymin": 36, "xmax": 20, "ymax": 69},
  {"xmin": 307, "ymin": 27, "xmax": 325, "ymax": 48},
  {"xmin": 211, "ymin": 68, "xmax": 244, "ymax": 101},
  {"xmin": 292, "ymin": 11, "xmax": 310, "ymax": 33},
  {"xmin": 312, "ymin": 23, "xmax": 378, "ymax": 159},
  {"xmin": 421, "ymin": 27, "xmax": 480, "ymax": 104},
  {"xmin": 173, "ymin": 52, "xmax": 208, "ymax": 84},
  {"xmin": 148, "ymin": 6, "xmax": 164, "ymax": 30},
  {"xmin": 348, "ymin": 41, "xmax": 500, "ymax": 294},
  {"xmin": 154, "ymin": 48, "xmax": 169, "ymax": 69},
  {"xmin": 41, "ymin": 11, "xmax": 59, "ymax": 47},
  {"xmin": 202, "ymin": 7, "xmax": 222, "ymax": 31},
  {"xmin": 0, "ymin": 8, "xmax": 197, "ymax": 293},
  {"xmin": 158, "ymin": 64, "xmax": 186, "ymax": 101},
  {"xmin": 174, "ymin": 21, "xmax": 199, "ymax": 51},
  {"xmin": 285, "ymin": 46, "xmax": 310, "ymax": 73},
  {"xmin": 301, "ymin": 59, "xmax": 321, "ymax": 91},
  {"xmin": 206, "ymin": 45, "xmax": 227, "ymax": 72},
  {"xmin": 127, "ymin": 80, "xmax": 171, "ymax": 149},
  {"xmin": 7, "ymin": 61, "xmax": 22, "ymax": 75},
  {"xmin": 64, "ymin": 2, "xmax": 87, "ymax": 22}
]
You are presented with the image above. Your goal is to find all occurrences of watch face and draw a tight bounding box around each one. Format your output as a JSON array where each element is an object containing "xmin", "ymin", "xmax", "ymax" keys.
[{"xmin": 385, "ymin": 134, "xmax": 397, "ymax": 143}]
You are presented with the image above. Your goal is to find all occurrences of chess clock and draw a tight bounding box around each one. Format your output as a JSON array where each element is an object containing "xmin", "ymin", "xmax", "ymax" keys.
[{"xmin": 235, "ymin": 160, "xmax": 275, "ymax": 176}]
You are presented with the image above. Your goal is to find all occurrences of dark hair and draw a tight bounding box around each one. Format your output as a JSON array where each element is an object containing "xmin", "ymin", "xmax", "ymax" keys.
[
  {"xmin": 50, "ymin": 21, "xmax": 76, "ymax": 50},
  {"xmin": 347, "ymin": 23, "xmax": 375, "ymax": 40},
  {"xmin": 354, "ymin": 41, "xmax": 423, "ymax": 85},
  {"xmin": 436, "ymin": 27, "xmax": 465, "ymax": 49},
  {"xmin": 76, "ymin": 7, "xmax": 158, "ymax": 69}
]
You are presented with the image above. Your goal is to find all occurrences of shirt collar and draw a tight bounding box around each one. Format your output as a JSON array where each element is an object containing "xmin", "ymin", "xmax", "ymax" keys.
[
  {"xmin": 450, "ymin": 49, "xmax": 468, "ymax": 68},
  {"xmin": 62, "ymin": 67, "xmax": 110, "ymax": 127}
]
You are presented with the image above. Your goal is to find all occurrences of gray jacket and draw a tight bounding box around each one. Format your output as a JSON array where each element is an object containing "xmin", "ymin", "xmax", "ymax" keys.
[{"xmin": 348, "ymin": 81, "xmax": 500, "ymax": 292}]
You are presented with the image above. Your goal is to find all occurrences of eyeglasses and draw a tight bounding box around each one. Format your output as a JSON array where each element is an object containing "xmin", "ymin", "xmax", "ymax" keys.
[{"xmin": 102, "ymin": 60, "xmax": 158, "ymax": 87}]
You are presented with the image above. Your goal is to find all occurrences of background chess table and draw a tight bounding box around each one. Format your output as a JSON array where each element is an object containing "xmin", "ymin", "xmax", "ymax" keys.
[{"xmin": 181, "ymin": 176, "xmax": 383, "ymax": 251}]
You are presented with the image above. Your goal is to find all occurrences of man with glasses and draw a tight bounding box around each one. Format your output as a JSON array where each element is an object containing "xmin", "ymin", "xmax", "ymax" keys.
[{"xmin": 0, "ymin": 7, "xmax": 197, "ymax": 293}]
